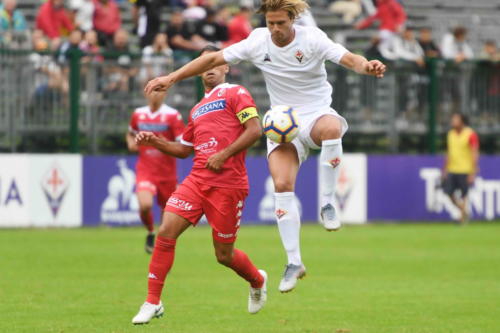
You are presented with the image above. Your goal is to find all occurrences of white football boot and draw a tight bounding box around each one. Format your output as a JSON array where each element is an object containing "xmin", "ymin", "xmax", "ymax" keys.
[
  {"xmin": 278, "ymin": 264, "xmax": 306, "ymax": 293},
  {"xmin": 320, "ymin": 203, "xmax": 341, "ymax": 231},
  {"xmin": 132, "ymin": 301, "xmax": 164, "ymax": 325},
  {"xmin": 248, "ymin": 270, "xmax": 268, "ymax": 314}
]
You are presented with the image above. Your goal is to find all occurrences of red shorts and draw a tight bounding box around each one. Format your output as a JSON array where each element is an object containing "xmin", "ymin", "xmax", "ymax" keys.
[
  {"xmin": 136, "ymin": 174, "xmax": 177, "ymax": 208},
  {"xmin": 165, "ymin": 176, "xmax": 248, "ymax": 243}
]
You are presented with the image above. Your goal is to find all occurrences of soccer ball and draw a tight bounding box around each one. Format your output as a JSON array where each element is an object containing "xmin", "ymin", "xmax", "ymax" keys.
[{"xmin": 262, "ymin": 105, "xmax": 300, "ymax": 143}]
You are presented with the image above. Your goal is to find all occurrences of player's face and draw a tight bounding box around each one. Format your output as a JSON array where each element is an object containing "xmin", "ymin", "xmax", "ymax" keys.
[
  {"xmin": 265, "ymin": 10, "xmax": 294, "ymax": 45},
  {"xmin": 201, "ymin": 53, "xmax": 229, "ymax": 89},
  {"xmin": 451, "ymin": 114, "xmax": 463, "ymax": 129}
]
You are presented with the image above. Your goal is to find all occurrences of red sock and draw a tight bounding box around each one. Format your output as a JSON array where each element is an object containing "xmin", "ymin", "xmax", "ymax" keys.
[
  {"xmin": 146, "ymin": 237, "xmax": 176, "ymax": 304},
  {"xmin": 229, "ymin": 249, "xmax": 264, "ymax": 288},
  {"xmin": 140, "ymin": 210, "xmax": 154, "ymax": 233}
]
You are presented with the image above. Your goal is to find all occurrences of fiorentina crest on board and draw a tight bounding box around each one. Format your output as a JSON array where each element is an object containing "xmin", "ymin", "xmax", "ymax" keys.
[{"xmin": 41, "ymin": 163, "xmax": 69, "ymax": 218}]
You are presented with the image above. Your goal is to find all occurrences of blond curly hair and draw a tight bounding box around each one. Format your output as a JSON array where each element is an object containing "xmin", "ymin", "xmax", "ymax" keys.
[{"xmin": 257, "ymin": 0, "xmax": 310, "ymax": 20}]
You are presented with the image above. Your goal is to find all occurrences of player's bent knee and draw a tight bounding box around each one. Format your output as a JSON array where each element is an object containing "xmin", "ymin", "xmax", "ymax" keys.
[
  {"xmin": 215, "ymin": 250, "xmax": 233, "ymax": 266},
  {"xmin": 139, "ymin": 205, "xmax": 153, "ymax": 215},
  {"xmin": 273, "ymin": 178, "xmax": 294, "ymax": 193}
]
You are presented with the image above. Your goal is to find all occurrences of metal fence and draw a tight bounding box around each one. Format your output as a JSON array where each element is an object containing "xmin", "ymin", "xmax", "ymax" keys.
[{"xmin": 1, "ymin": 48, "xmax": 499, "ymax": 153}]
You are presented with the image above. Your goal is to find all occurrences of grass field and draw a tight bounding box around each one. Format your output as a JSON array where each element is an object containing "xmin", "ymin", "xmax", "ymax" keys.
[{"xmin": 1, "ymin": 223, "xmax": 499, "ymax": 333}]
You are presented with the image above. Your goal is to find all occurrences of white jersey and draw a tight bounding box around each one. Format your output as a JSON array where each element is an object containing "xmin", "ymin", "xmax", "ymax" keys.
[{"xmin": 223, "ymin": 25, "xmax": 349, "ymax": 115}]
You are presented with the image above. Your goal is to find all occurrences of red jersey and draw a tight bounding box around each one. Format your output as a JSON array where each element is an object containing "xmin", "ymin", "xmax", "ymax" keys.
[
  {"xmin": 129, "ymin": 104, "xmax": 185, "ymax": 182},
  {"xmin": 181, "ymin": 83, "xmax": 259, "ymax": 189}
]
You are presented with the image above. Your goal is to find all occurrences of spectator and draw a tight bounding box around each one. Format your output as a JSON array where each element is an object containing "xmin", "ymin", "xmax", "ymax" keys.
[
  {"xmin": 56, "ymin": 29, "xmax": 84, "ymax": 66},
  {"xmin": 166, "ymin": 11, "xmax": 206, "ymax": 53},
  {"xmin": 226, "ymin": 6, "xmax": 252, "ymax": 46},
  {"xmin": 69, "ymin": 0, "xmax": 94, "ymax": 32},
  {"xmin": 105, "ymin": 29, "xmax": 138, "ymax": 92},
  {"xmin": 441, "ymin": 27, "xmax": 473, "ymax": 63},
  {"xmin": 0, "ymin": 0, "xmax": 28, "ymax": 46},
  {"xmin": 139, "ymin": 33, "xmax": 173, "ymax": 85},
  {"xmin": 479, "ymin": 40, "xmax": 499, "ymax": 62},
  {"xmin": 195, "ymin": 7, "xmax": 228, "ymax": 45},
  {"xmin": 394, "ymin": 28, "xmax": 424, "ymax": 66},
  {"xmin": 295, "ymin": 8, "xmax": 317, "ymax": 27},
  {"xmin": 329, "ymin": 0, "xmax": 361, "ymax": 24},
  {"xmin": 80, "ymin": 29, "xmax": 104, "ymax": 62},
  {"xmin": 93, "ymin": 0, "xmax": 121, "ymax": 47},
  {"xmin": 418, "ymin": 27, "xmax": 440, "ymax": 58},
  {"xmin": 355, "ymin": 0, "xmax": 406, "ymax": 56},
  {"xmin": 131, "ymin": 0, "xmax": 164, "ymax": 48},
  {"xmin": 182, "ymin": 0, "xmax": 206, "ymax": 21},
  {"xmin": 35, "ymin": 0, "xmax": 74, "ymax": 40}
]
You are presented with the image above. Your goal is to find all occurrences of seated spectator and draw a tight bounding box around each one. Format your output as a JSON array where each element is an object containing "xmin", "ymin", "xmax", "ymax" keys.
[
  {"xmin": 226, "ymin": 6, "xmax": 252, "ymax": 46},
  {"xmin": 195, "ymin": 7, "xmax": 228, "ymax": 45},
  {"xmin": 166, "ymin": 10, "xmax": 206, "ymax": 53},
  {"xmin": 479, "ymin": 40, "xmax": 499, "ymax": 62},
  {"xmin": 80, "ymin": 29, "xmax": 103, "ymax": 62},
  {"xmin": 441, "ymin": 26, "xmax": 473, "ymax": 63},
  {"xmin": 182, "ymin": 0, "xmax": 206, "ymax": 21},
  {"xmin": 418, "ymin": 27, "xmax": 440, "ymax": 58},
  {"xmin": 93, "ymin": 0, "xmax": 121, "ymax": 47},
  {"xmin": 131, "ymin": 0, "xmax": 164, "ymax": 48},
  {"xmin": 139, "ymin": 33, "xmax": 173, "ymax": 85},
  {"xmin": 105, "ymin": 29, "xmax": 138, "ymax": 92},
  {"xmin": 329, "ymin": 0, "xmax": 361, "ymax": 24},
  {"xmin": 69, "ymin": 0, "xmax": 94, "ymax": 32},
  {"xmin": 0, "ymin": 0, "xmax": 28, "ymax": 47},
  {"xmin": 36, "ymin": 0, "xmax": 74, "ymax": 40}
]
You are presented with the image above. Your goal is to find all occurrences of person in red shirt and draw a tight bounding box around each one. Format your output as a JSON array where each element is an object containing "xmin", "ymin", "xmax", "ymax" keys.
[
  {"xmin": 35, "ymin": 0, "xmax": 74, "ymax": 40},
  {"xmin": 131, "ymin": 45, "xmax": 267, "ymax": 325},
  {"xmin": 355, "ymin": 0, "xmax": 406, "ymax": 55},
  {"xmin": 225, "ymin": 6, "xmax": 252, "ymax": 46},
  {"xmin": 92, "ymin": 0, "xmax": 121, "ymax": 47},
  {"xmin": 126, "ymin": 90, "xmax": 184, "ymax": 253}
]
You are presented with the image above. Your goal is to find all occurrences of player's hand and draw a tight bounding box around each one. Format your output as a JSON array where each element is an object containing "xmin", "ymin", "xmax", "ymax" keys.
[
  {"xmin": 144, "ymin": 74, "xmax": 174, "ymax": 95},
  {"xmin": 365, "ymin": 60, "xmax": 386, "ymax": 78},
  {"xmin": 135, "ymin": 131, "xmax": 157, "ymax": 146},
  {"xmin": 467, "ymin": 173, "xmax": 475, "ymax": 185},
  {"xmin": 205, "ymin": 151, "xmax": 228, "ymax": 173}
]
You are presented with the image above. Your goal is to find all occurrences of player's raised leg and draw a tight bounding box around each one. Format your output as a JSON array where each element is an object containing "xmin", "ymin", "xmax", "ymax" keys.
[
  {"xmin": 311, "ymin": 115, "xmax": 344, "ymax": 231},
  {"xmin": 212, "ymin": 240, "xmax": 267, "ymax": 313},
  {"xmin": 132, "ymin": 212, "xmax": 191, "ymax": 325},
  {"xmin": 269, "ymin": 144, "xmax": 306, "ymax": 293},
  {"xmin": 136, "ymin": 190, "xmax": 156, "ymax": 253}
]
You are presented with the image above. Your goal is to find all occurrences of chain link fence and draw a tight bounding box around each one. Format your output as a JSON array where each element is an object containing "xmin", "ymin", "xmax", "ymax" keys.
[{"xmin": 1, "ymin": 48, "xmax": 499, "ymax": 153}]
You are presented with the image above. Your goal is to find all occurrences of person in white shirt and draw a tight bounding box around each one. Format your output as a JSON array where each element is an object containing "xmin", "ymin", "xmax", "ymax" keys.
[
  {"xmin": 144, "ymin": 0, "xmax": 386, "ymax": 293},
  {"xmin": 441, "ymin": 27, "xmax": 474, "ymax": 64}
]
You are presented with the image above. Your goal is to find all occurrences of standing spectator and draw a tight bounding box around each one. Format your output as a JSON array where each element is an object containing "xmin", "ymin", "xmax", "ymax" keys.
[
  {"xmin": 442, "ymin": 113, "xmax": 479, "ymax": 224},
  {"xmin": 105, "ymin": 29, "xmax": 138, "ymax": 92},
  {"xmin": 0, "ymin": 0, "xmax": 27, "ymax": 46},
  {"xmin": 93, "ymin": 0, "xmax": 121, "ymax": 47},
  {"xmin": 329, "ymin": 0, "xmax": 361, "ymax": 24},
  {"xmin": 69, "ymin": 0, "xmax": 94, "ymax": 32},
  {"xmin": 441, "ymin": 27, "xmax": 473, "ymax": 63},
  {"xmin": 139, "ymin": 33, "xmax": 173, "ymax": 86},
  {"xmin": 394, "ymin": 28, "xmax": 424, "ymax": 65},
  {"xmin": 131, "ymin": 0, "xmax": 164, "ymax": 48},
  {"xmin": 80, "ymin": 29, "xmax": 103, "ymax": 62},
  {"xmin": 355, "ymin": 0, "xmax": 406, "ymax": 55},
  {"xmin": 166, "ymin": 10, "xmax": 206, "ymax": 54},
  {"xmin": 418, "ymin": 27, "xmax": 440, "ymax": 58},
  {"xmin": 479, "ymin": 40, "xmax": 499, "ymax": 62},
  {"xmin": 195, "ymin": 7, "xmax": 228, "ymax": 45},
  {"xmin": 226, "ymin": 6, "xmax": 252, "ymax": 46},
  {"xmin": 36, "ymin": 0, "xmax": 74, "ymax": 40}
]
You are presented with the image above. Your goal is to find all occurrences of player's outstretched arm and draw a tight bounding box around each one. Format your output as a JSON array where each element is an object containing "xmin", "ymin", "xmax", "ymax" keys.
[
  {"xmin": 205, "ymin": 117, "xmax": 262, "ymax": 173},
  {"xmin": 340, "ymin": 52, "xmax": 386, "ymax": 78},
  {"xmin": 135, "ymin": 131, "xmax": 193, "ymax": 158},
  {"xmin": 144, "ymin": 51, "xmax": 227, "ymax": 94}
]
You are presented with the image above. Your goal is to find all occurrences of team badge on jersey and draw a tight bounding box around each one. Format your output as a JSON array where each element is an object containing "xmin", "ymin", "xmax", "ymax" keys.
[
  {"xmin": 264, "ymin": 53, "xmax": 271, "ymax": 62},
  {"xmin": 295, "ymin": 50, "xmax": 304, "ymax": 63}
]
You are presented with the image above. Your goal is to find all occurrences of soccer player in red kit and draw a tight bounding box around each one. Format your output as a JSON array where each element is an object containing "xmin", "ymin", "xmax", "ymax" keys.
[
  {"xmin": 126, "ymin": 90, "xmax": 185, "ymax": 254},
  {"xmin": 131, "ymin": 46, "xmax": 267, "ymax": 325}
]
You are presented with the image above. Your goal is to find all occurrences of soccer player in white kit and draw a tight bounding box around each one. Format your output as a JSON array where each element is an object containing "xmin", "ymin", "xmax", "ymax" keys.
[{"xmin": 144, "ymin": 0, "xmax": 386, "ymax": 293}]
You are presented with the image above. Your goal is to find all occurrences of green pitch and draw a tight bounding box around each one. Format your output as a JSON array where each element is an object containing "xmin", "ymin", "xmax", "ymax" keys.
[{"xmin": 1, "ymin": 223, "xmax": 499, "ymax": 333}]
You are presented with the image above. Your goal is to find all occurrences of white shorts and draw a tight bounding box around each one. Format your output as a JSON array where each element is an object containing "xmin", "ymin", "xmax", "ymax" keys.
[{"xmin": 267, "ymin": 108, "xmax": 348, "ymax": 164}]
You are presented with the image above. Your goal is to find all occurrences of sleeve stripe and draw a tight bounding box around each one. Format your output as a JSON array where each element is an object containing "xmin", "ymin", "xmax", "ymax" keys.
[{"xmin": 180, "ymin": 139, "xmax": 194, "ymax": 146}]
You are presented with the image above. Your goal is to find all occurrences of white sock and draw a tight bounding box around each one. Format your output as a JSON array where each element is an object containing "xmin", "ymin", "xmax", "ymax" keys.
[
  {"xmin": 319, "ymin": 138, "xmax": 343, "ymax": 208},
  {"xmin": 274, "ymin": 192, "xmax": 302, "ymax": 266}
]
